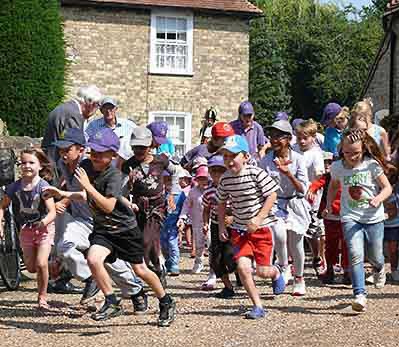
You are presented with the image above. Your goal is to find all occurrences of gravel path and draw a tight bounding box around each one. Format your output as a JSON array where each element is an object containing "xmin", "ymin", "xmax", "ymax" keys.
[{"xmin": 1, "ymin": 253, "xmax": 399, "ymax": 347}]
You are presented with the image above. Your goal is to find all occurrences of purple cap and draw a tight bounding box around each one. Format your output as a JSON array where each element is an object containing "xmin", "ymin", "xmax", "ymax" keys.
[
  {"xmin": 274, "ymin": 112, "xmax": 289, "ymax": 122},
  {"xmin": 292, "ymin": 118, "xmax": 305, "ymax": 130},
  {"xmin": 238, "ymin": 101, "xmax": 254, "ymax": 115},
  {"xmin": 208, "ymin": 155, "xmax": 225, "ymax": 168},
  {"xmin": 321, "ymin": 103, "xmax": 342, "ymax": 125},
  {"xmin": 87, "ymin": 128, "xmax": 120, "ymax": 153},
  {"xmin": 147, "ymin": 121, "xmax": 168, "ymax": 145}
]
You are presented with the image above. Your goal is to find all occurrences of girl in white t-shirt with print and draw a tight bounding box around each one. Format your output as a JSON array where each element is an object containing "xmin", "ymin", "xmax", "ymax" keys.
[{"xmin": 325, "ymin": 129, "xmax": 391, "ymax": 313}]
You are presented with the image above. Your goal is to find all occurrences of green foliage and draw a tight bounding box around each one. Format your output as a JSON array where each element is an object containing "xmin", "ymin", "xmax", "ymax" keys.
[
  {"xmin": 0, "ymin": 0, "xmax": 66, "ymax": 137},
  {"xmin": 249, "ymin": 0, "xmax": 386, "ymax": 123}
]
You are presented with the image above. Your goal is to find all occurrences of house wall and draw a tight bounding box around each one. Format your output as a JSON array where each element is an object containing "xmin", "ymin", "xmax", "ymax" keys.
[{"xmin": 61, "ymin": 6, "xmax": 250, "ymax": 144}]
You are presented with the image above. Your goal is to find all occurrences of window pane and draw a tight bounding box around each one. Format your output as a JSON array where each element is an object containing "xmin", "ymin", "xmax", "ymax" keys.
[
  {"xmin": 166, "ymin": 55, "xmax": 175, "ymax": 68},
  {"xmin": 176, "ymin": 56, "xmax": 186, "ymax": 70},
  {"xmin": 157, "ymin": 32, "xmax": 166, "ymax": 40},
  {"xmin": 177, "ymin": 32, "xmax": 187, "ymax": 42},
  {"xmin": 176, "ymin": 45, "xmax": 187, "ymax": 56},
  {"xmin": 157, "ymin": 55, "xmax": 165, "ymax": 68},
  {"xmin": 166, "ymin": 44, "xmax": 176, "ymax": 55},
  {"xmin": 176, "ymin": 116, "xmax": 184, "ymax": 130},
  {"xmin": 166, "ymin": 17, "xmax": 176, "ymax": 31},
  {"xmin": 167, "ymin": 32, "xmax": 177, "ymax": 41},
  {"xmin": 157, "ymin": 17, "xmax": 166, "ymax": 33},
  {"xmin": 156, "ymin": 44, "xmax": 165, "ymax": 55},
  {"xmin": 177, "ymin": 18, "xmax": 187, "ymax": 31}
]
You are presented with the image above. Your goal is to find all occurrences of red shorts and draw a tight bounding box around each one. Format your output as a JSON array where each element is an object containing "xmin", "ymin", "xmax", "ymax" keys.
[
  {"xmin": 20, "ymin": 223, "xmax": 55, "ymax": 249},
  {"xmin": 230, "ymin": 227, "xmax": 273, "ymax": 266}
]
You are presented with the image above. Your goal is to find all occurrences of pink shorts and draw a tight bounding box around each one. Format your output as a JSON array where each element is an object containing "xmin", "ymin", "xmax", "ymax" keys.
[{"xmin": 20, "ymin": 223, "xmax": 55, "ymax": 249}]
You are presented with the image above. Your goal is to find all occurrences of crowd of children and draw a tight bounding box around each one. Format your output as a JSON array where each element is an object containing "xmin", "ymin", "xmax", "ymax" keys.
[{"xmin": 0, "ymin": 97, "xmax": 398, "ymax": 324}]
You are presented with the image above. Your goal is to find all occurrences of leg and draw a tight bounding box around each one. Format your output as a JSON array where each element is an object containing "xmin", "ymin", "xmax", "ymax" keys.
[
  {"xmin": 387, "ymin": 241, "xmax": 399, "ymax": 271},
  {"xmin": 86, "ymin": 245, "xmax": 114, "ymax": 296},
  {"xmin": 236, "ymin": 257, "xmax": 262, "ymax": 308},
  {"xmin": 36, "ymin": 243, "xmax": 52, "ymax": 303},
  {"xmin": 342, "ymin": 221, "xmax": 366, "ymax": 296},
  {"xmin": 132, "ymin": 262, "xmax": 165, "ymax": 299},
  {"xmin": 270, "ymin": 219, "xmax": 288, "ymax": 268},
  {"xmin": 365, "ymin": 222, "xmax": 385, "ymax": 271},
  {"xmin": 105, "ymin": 259, "xmax": 143, "ymax": 297},
  {"xmin": 287, "ymin": 231, "xmax": 305, "ymax": 277},
  {"xmin": 167, "ymin": 227, "xmax": 180, "ymax": 273},
  {"xmin": 22, "ymin": 247, "xmax": 38, "ymax": 273}
]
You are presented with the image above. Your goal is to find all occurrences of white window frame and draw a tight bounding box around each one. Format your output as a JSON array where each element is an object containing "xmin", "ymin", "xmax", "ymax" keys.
[
  {"xmin": 150, "ymin": 9, "xmax": 193, "ymax": 75},
  {"xmin": 149, "ymin": 111, "xmax": 192, "ymax": 156}
]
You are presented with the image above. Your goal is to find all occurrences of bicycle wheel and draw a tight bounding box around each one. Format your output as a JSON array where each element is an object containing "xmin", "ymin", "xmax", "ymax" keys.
[{"xmin": 0, "ymin": 209, "xmax": 21, "ymax": 290}]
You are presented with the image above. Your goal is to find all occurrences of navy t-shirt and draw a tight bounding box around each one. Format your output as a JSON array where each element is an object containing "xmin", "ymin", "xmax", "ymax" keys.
[{"xmin": 6, "ymin": 178, "xmax": 49, "ymax": 227}]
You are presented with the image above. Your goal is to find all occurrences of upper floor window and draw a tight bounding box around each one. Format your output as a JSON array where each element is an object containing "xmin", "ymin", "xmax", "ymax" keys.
[{"xmin": 150, "ymin": 10, "xmax": 193, "ymax": 75}]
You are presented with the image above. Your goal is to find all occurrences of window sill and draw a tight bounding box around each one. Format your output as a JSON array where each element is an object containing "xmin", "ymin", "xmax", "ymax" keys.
[{"xmin": 148, "ymin": 70, "xmax": 193, "ymax": 77}]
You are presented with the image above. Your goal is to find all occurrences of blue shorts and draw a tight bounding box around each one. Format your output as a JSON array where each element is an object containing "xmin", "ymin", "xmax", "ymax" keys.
[{"xmin": 384, "ymin": 227, "xmax": 399, "ymax": 241}]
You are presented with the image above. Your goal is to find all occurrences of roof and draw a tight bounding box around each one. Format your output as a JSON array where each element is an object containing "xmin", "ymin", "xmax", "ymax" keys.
[{"xmin": 61, "ymin": 0, "xmax": 263, "ymax": 17}]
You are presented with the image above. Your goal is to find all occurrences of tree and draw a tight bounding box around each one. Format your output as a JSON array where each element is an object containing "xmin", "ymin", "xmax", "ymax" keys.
[
  {"xmin": 0, "ymin": 0, "xmax": 66, "ymax": 137},
  {"xmin": 249, "ymin": 0, "xmax": 386, "ymax": 122}
]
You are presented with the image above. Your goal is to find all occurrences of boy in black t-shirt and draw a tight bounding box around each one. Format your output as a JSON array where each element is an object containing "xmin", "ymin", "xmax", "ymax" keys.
[{"xmin": 44, "ymin": 128, "xmax": 176, "ymax": 327}]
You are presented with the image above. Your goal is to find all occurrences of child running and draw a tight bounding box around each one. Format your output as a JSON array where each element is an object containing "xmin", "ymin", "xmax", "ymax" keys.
[
  {"xmin": 217, "ymin": 135, "xmax": 285, "ymax": 319},
  {"xmin": 0, "ymin": 149, "xmax": 56, "ymax": 310},
  {"xmin": 326, "ymin": 128, "xmax": 392, "ymax": 312},
  {"xmin": 44, "ymin": 128, "xmax": 176, "ymax": 326}
]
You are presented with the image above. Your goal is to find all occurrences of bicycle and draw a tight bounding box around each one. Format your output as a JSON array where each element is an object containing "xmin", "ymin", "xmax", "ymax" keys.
[{"xmin": 0, "ymin": 187, "xmax": 21, "ymax": 290}]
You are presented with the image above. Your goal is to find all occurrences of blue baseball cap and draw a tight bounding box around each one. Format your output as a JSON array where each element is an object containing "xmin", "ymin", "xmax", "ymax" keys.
[
  {"xmin": 208, "ymin": 155, "xmax": 225, "ymax": 168},
  {"xmin": 219, "ymin": 135, "xmax": 249, "ymax": 154},
  {"xmin": 321, "ymin": 103, "xmax": 342, "ymax": 125},
  {"xmin": 147, "ymin": 121, "xmax": 168, "ymax": 145},
  {"xmin": 54, "ymin": 128, "xmax": 86, "ymax": 148},
  {"xmin": 87, "ymin": 128, "xmax": 120, "ymax": 153},
  {"xmin": 238, "ymin": 101, "xmax": 254, "ymax": 115},
  {"xmin": 274, "ymin": 112, "xmax": 289, "ymax": 122}
]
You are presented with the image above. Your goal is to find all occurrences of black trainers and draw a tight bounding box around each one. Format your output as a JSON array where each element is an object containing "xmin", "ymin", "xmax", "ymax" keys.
[
  {"xmin": 91, "ymin": 300, "xmax": 123, "ymax": 321},
  {"xmin": 80, "ymin": 278, "xmax": 100, "ymax": 305},
  {"xmin": 215, "ymin": 287, "xmax": 235, "ymax": 299},
  {"xmin": 158, "ymin": 297, "xmax": 176, "ymax": 327},
  {"xmin": 131, "ymin": 290, "xmax": 148, "ymax": 315},
  {"xmin": 157, "ymin": 268, "xmax": 168, "ymax": 289},
  {"xmin": 48, "ymin": 279, "xmax": 84, "ymax": 294}
]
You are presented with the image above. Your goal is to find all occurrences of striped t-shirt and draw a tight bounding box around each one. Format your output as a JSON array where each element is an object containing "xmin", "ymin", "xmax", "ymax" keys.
[{"xmin": 217, "ymin": 165, "xmax": 279, "ymax": 230}]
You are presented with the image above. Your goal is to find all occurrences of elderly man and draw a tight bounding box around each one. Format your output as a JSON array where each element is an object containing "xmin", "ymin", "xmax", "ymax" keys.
[
  {"xmin": 230, "ymin": 101, "xmax": 266, "ymax": 159},
  {"xmin": 42, "ymin": 85, "xmax": 102, "ymax": 164},
  {"xmin": 86, "ymin": 97, "xmax": 137, "ymax": 167}
]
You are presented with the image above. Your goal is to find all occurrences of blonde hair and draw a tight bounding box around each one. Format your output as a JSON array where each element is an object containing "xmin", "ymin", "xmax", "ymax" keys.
[
  {"xmin": 335, "ymin": 106, "xmax": 350, "ymax": 121},
  {"xmin": 351, "ymin": 98, "xmax": 373, "ymax": 123},
  {"xmin": 295, "ymin": 119, "xmax": 318, "ymax": 137}
]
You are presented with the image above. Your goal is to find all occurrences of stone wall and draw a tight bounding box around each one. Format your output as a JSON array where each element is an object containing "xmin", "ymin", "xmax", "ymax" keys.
[{"xmin": 61, "ymin": 6, "xmax": 250, "ymax": 143}]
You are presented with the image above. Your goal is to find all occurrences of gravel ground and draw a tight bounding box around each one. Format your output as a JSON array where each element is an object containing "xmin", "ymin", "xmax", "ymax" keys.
[{"xmin": 1, "ymin": 252, "xmax": 399, "ymax": 347}]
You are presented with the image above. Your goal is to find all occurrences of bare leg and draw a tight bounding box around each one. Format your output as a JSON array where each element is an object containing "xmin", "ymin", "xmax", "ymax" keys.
[
  {"xmin": 236, "ymin": 257, "xmax": 262, "ymax": 308},
  {"xmin": 36, "ymin": 243, "xmax": 52, "ymax": 303},
  {"xmin": 133, "ymin": 262, "xmax": 165, "ymax": 298},
  {"xmin": 87, "ymin": 245, "xmax": 114, "ymax": 295},
  {"xmin": 221, "ymin": 274, "xmax": 233, "ymax": 289}
]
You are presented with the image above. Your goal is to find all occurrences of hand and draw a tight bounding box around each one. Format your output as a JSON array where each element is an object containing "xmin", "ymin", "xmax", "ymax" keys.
[
  {"xmin": 177, "ymin": 219, "xmax": 185, "ymax": 230},
  {"xmin": 219, "ymin": 228, "xmax": 229, "ymax": 242},
  {"xmin": 203, "ymin": 224, "xmax": 209, "ymax": 236},
  {"xmin": 306, "ymin": 190, "xmax": 315, "ymax": 204},
  {"xmin": 74, "ymin": 167, "xmax": 91, "ymax": 190},
  {"xmin": 129, "ymin": 202, "xmax": 139, "ymax": 212},
  {"xmin": 167, "ymin": 195, "xmax": 176, "ymax": 212},
  {"xmin": 369, "ymin": 196, "xmax": 383, "ymax": 208},
  {"xmin": 321, "ymin": 208, "xmax": 329, "ymax": 218},
  {"xmin": 247, "ymin": 216, "xmax": 262, "ymax": 233},
  {"xmin": 274, "ymin": 158, "xmax": 292, "ymax": 176},
  {"xmin": 0, "ymin": 226, "xmax": 4, "ymax": 240},
  {"xmin": 55, "ymin": 201, "xmax": 67, "ymax": 215},
  {"xmin": 225, "ymin": 216, "xmax": 234, "ymax": 227},
  {"xmin": 42, "ymin": 186, "xmax": 62, "ymax": 200},
  {"xmin": 33, "ymin": 220, "xmax": 46, "ymax": 229}
]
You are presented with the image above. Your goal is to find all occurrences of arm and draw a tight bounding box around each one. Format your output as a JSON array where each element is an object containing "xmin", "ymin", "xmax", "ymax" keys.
[
  {"xmin": 202, "ymin": 205, "xmax": 211, "ymax": 235},
  {"xmin": 217, "ymin": 201, "xmax": 228, "ymax": 241},
  {"xmin": 0, "ymin": 196, "xmax": 11, "ymax": 238},
  {"xmin": 370, "ymin": 173, "xmax": 392, "ymax": 208},
  {"xmin": 274, "ymin": 157, "xmax": 306, "ymax": 194},
  {"xmin": 380, "ymin": 129, "xmax": 391, "ymax": 161},
  {"xmin": 324, "ymin": 177, "xmax": 340, "ymax": 217},
  {"xmin": 41, "ymin": 197, "xmax": 57, "ymax": 227},
  {"xmin": 247, "ymin": 192, "xmax": 277, "ymax": 233}
]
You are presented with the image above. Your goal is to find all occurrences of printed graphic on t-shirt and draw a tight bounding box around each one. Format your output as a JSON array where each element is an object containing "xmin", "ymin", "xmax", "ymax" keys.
[{"xmin": 344, "ymin": 172, "xmax": 371, "ymax": 209}]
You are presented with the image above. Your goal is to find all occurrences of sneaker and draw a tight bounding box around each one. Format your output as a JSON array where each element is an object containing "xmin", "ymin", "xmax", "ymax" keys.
[
  {"xmin": 215, "ymin": 287, "xmax": 235, "ymax": 299},
  {"xmin": 158, "ymin": 297, "xmax": 176, "ymax": 327},
  {"xmin": 352, "ymin": 294, "xmax": 367, "ymax": 312},
  {"xmin": 283, "ymin": 265, "xmax": 293, "ymax": 285},
  {"xmin": 292, "ymin": 278, "xmax": 306, "ymax": 296},
  {"xmin": 192, "ymin": 261, "xmax": 204, "ymax": 274},
  {"xmin": 80, "ymin": 278, "xmax": 100, "ymax": 305},
  {"xmin": 131, "ymin": 290, "xmax": 148, "ymax": 315},
  {"xmin": 272, "ymin": 273, "xmax": 285, "ymax": 295},
  {"xmin": 391, "ymin": 270, "xmax": 399, "ymax": 282},
  {"xmin": 365, "ymin": 273, "xmax": 374, "ymax": 284},
  {"xmin": 374, "ymin": 267, "xmax": 386, "ymax": 289},
  {"xmin": 201, "ymin": 279, "xmax": 216, "ymax": 291},
  {"xmin": 91, "ymin": 300, "xmax": 123, "ymax": 321},
  {"xmin": 245, "ymin": 306, "xmax": 266, "ymax": 319}
]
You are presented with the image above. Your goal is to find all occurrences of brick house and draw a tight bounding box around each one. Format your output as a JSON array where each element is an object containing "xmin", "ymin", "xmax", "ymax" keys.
[
  {"xmin": 60, "ymin": 0, "xmax": 262, "ymax": 156},
  {"xmin": 362, "ymin": 1, "xmax": 399, "ymax": 123}
]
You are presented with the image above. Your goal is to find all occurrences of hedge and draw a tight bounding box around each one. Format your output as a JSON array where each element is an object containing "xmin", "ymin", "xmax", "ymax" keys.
[{"xmin": 0, "ymin": 0, "xmax": 66, "ymax": 137}]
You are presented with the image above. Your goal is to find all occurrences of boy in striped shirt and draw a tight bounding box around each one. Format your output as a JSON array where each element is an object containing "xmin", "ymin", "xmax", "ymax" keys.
[{"xmin": 217, "ymin": 135, "xmax": 285, "ymax": 319}]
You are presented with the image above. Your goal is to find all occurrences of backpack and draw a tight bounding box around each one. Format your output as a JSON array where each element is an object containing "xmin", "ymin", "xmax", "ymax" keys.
[{"xmin": 0, "ymin": 148, "xmax": 16, "ymax": 186}]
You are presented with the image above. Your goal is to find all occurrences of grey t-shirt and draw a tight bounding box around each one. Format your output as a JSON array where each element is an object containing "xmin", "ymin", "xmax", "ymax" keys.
[{"xmin": 330, "ymin": 157, "xmax": 385, "ymax": 224}]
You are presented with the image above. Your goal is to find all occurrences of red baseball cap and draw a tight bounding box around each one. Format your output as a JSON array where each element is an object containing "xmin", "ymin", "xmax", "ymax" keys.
[{"xmin": 211, "ymin": 122, "xmax": 235, "ymax": 138}]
